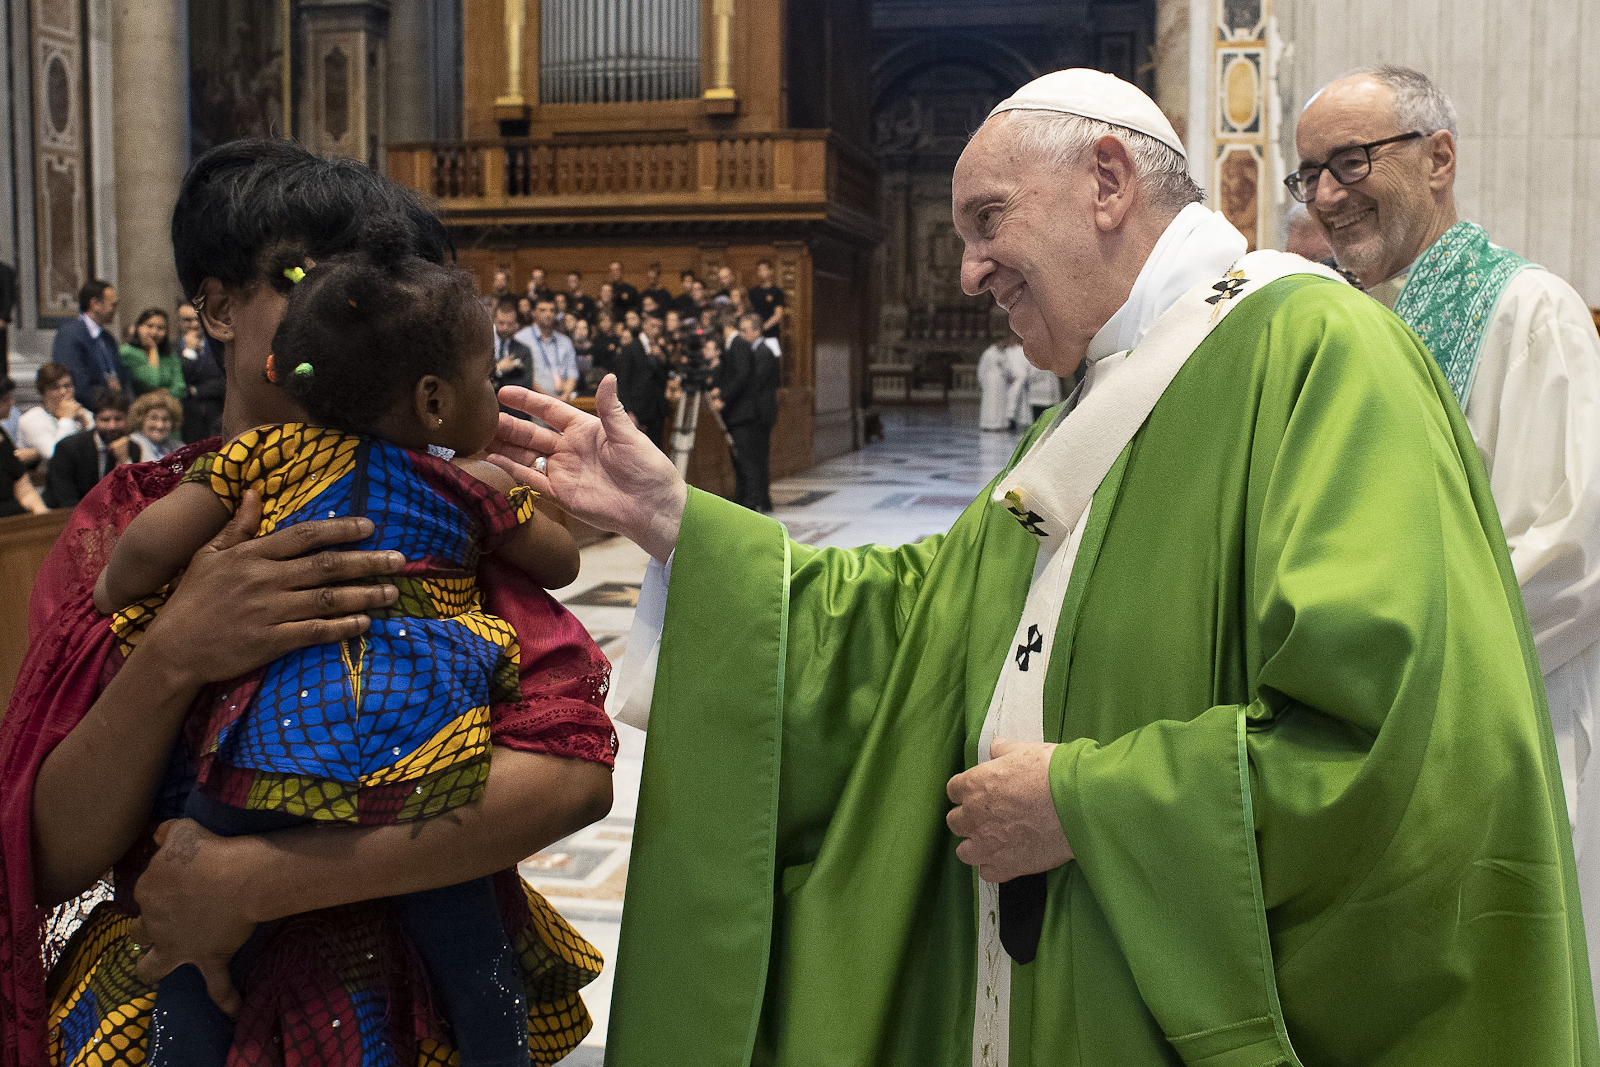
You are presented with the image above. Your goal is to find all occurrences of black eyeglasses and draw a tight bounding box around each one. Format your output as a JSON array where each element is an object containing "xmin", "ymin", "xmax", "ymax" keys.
[{"xmin": 1284, "ymin": 131, "xmax": 1425, "ymax": 203}]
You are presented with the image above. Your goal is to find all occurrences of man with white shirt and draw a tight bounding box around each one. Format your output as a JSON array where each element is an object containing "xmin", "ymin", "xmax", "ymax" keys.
[
  {"xmin": 1298, "ymin": 67, "xmax": 1600, "ymax": 1020},
  {"xmin": 494, "ymin": 69, "xmax": 1593, "ymax": 1067},
  {"xmin": 44, "ymin": 388, "xmax": 139, "ymax": 508},
  {"xmin": 512, "ymin": 296, "xmax": 577, "ymax": 400}
]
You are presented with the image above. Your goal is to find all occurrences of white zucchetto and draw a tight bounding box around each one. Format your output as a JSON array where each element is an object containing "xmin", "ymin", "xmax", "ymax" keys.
[{"xmin": 988, "ymin": 68, "xmax": 1186, "ymax": 159}]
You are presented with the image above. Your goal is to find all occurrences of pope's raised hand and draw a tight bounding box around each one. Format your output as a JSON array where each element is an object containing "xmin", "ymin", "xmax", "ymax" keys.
[{"xmin": 489, "ymin": 375, "xmax": 686, "ymax": 562}]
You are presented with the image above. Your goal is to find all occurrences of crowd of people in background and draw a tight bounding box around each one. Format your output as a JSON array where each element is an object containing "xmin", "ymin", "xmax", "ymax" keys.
[
  {"xmin": 0, "ymin": 281, "xmax": 226, "ymax": 517},
  {"xmin": 484, "ymin": 259, "xmax": 786, "ymax": 512},
  {"xmin": 0, "ymin": 259, "xmax": 791, "ymax": 518}
]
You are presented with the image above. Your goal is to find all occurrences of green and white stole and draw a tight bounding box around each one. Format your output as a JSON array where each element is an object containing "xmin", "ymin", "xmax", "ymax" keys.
[
  {"xmin": 1392, "ymin": 220, "xmax": 1535, "ymax": 407},
  {"xmin": 971, "ymin": 250, "xmax": 1346, "ymax": 1067}
]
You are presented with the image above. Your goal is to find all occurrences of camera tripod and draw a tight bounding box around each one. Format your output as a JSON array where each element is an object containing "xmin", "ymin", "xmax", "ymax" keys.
[{"xmin": 668, "ymin": 386, "xmax": 737, "ymax": 479}]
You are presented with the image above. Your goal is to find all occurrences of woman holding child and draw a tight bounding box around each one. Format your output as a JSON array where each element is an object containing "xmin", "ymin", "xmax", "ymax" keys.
[{"xmin": 0, "ymin": 140, "xmax": 617, "ymax": 1066}]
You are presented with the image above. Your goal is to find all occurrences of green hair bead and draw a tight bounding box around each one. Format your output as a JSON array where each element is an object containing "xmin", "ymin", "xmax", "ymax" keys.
[
  {"xmin": 283, "ymin": 266, "xmax": 306, "ymax": 284},
  {"xmin": 293, "ymin": 362, "xmax": 314, "ymax": 379}
]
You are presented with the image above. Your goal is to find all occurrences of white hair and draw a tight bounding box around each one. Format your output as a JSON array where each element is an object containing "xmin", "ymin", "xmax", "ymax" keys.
[
  {"xmin": 1343, "ymin": 64, "xmax": 1459, "ymax": 139},
  {"xmin": 990, "ymin": 109, "xmax": 1203, "ymax": 216}
]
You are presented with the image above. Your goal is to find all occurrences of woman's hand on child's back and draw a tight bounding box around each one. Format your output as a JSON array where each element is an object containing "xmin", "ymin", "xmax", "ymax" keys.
[{"xmin": 138, "ymin": 490, "xmax": 406, "ymax": 687}]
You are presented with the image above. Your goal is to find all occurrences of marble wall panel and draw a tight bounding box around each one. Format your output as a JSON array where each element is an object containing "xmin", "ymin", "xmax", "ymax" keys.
[
  {"xmin": 1529, "ymin": 136, "xmax": 1575, "ymax": 272},
  {"xmin": 1451, "ymin": 133, "xmax": 1484, "ymax": 229},
  {"xmin": 1534, "ymin": 1, "xmax": 1579, "ymax": 139},
  {"xmin": 1489, "ymin": 6, "xmax": 1532, "ymax": 139},
  {"xmin": 1580, "ymin": 4, "xmax": 1600, "ymax": 138},
  {"xmin": 1446, "ymin": 0, "xmax": 1486, "ymax": 137},
  {"xmin": 1404, "ymin": 0, "xmax": 1441, "ymax": 83},
  {"xmin": 29, "ymin": 0, "xmax": 88, "ymax": 319},
  {"xmin": 1578, "ymin": 138, "xmax": 1600, "ymax": 302},
  {"xmin": 1487, "ymin": 136, "xmax": 1529, "ymax": 254},
  {"xmin": 1211, "ymin": 0, "xmax": 1272, "ymax": 249}
]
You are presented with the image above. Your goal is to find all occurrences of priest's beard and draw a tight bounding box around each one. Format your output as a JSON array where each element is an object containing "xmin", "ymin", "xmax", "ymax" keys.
[{"xmin": 1325, "ymin": 193, "xmax": 1432, "ymax": 287}]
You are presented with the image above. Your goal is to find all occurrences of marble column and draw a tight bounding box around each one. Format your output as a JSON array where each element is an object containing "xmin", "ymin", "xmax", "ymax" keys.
[
  {"xmin": 1155, "ymin": 0, "xmax": 1190, "ymax": 150},
  {"xmin": 110, "ymin": 0, "xmax": 187, "ymax": 319}
]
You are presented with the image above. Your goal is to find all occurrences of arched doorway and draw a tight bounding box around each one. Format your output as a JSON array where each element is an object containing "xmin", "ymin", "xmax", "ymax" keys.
[{"xmin": 870, "ymin": 43, "xmax": 1032, "ymax": 396}]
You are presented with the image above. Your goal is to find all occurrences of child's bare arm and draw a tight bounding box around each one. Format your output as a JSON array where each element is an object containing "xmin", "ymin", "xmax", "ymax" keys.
[
  {"xmin": 94, "ymin": 482, "xmax": 237, "ymax": 613},
  {"xmin": 455, "ymin": 455, "xmax": 582, "ymax": 589}
]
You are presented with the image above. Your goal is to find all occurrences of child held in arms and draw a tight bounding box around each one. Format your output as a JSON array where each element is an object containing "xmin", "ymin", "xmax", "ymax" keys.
[{"xmin": 94, "ymin": 231, "xmax": 584, "ymax": 1067}]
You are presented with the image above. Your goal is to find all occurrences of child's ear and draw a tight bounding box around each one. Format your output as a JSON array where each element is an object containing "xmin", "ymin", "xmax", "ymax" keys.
[{"xmin": 414, "ymin": 375, "xmax": 452, "ymax": 429}]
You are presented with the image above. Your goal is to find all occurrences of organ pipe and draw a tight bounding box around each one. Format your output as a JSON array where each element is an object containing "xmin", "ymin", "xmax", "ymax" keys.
[{"xmin": 539, "ymin": 0, "xmax": 699, "ymax": 104}]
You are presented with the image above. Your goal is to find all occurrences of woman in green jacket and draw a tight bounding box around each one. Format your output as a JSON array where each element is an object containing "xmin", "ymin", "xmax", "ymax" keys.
[{"xmin": 119, "ymin": 307, "xmax": 184, "ymax": 399}]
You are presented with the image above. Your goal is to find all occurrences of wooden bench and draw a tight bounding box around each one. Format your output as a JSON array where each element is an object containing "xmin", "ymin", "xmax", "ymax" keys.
[{"xmin": 0, "ymin": 510, "xmax": 70, "ymax": 710}]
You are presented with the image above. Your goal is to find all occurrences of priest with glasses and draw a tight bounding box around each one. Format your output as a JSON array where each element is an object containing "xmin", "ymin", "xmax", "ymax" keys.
[{"xmin": 1297, "ymin": 65, "xmax": 1600, "ymax": 1025}]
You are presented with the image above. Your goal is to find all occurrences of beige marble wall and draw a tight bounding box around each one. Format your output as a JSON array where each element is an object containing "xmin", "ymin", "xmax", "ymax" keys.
[
  {"xmin": 1274, "ymin": 0, "xmax": 1600, "ymax": 304},
  {"xmin": 1155, "ymin": 0, "xmax": 1190, "ymax": 151}
]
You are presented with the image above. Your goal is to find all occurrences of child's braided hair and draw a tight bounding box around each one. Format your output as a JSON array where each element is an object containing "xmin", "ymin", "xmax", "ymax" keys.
[{"xmin": 269, "ymin": 216, "xmax": 488, "ymax": 435}]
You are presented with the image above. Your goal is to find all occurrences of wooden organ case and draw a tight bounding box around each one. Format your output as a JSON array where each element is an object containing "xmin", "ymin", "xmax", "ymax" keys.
[{"xmin": 388, "ymin": 0, "xmax": 883, "ymax": 497}]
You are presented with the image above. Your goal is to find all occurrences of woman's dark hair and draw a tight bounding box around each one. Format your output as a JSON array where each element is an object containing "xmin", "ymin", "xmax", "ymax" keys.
[
  {"xmin": 171, "ymin": 138, "xmax": 452, "ymax": 300},
  {"xmin": 271, "ymin": 231, "xmax": 488, "ymax": 435},
  {"xmin": 131, "ymin": 308, "xmax": 171, "ymax": 357}
]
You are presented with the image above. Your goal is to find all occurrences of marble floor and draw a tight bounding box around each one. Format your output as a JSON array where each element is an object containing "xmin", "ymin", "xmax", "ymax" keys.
[{"xmin": 524, "ymin": 404, "xmax": 1025, "ymax": 1061}]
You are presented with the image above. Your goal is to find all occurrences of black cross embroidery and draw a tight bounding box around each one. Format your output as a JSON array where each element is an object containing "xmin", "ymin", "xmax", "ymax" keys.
[
  {"xmin": 1015, "ymin": 625, "xmax": 1043, "ymax": 671},
  {"xmin": 1005, "ymin": 502, "xmax": 1049, "ymax": 538},
  {"xmin": 1205, "ymin": 272, "xmax": 1248, "ymax": 306}
]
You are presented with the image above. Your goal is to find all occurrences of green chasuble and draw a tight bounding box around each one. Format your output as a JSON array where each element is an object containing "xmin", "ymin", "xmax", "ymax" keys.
[{"xmin": 606, "ymin": 275, "xmax": 1598, "ymax": 1067}]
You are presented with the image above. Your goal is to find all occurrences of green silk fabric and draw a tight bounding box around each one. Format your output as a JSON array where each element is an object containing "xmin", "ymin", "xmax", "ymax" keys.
[{"xmin": 606, "ymin": 276, "xmax": 1597, "ymax": 1067}]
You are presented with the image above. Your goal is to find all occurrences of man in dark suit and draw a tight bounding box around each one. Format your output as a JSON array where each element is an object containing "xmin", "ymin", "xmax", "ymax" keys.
[
  {"xmin": 615, "ymin": 324, "xmax": 669, "ymax": 449},
  {"xmin": 491, "ymin": 298, "xmax": 534, "ymax": 419},
  {"xmin": 0, "ymin": 259, "xmax": 16, "ymax": 379},
  {"xmin": 51, "ymin": 279, "xmax": 129, "ymax": 407},
  {"xmin": 525, "ymin": 267, "xmax": 553, "ymax": 306},
  {"xmin": 565, "ymin": 271, "xmax": 597, "ymax": 326},
  {"xmin": 608, "ymin": 261, "xmax": 640, "ymax": 319},
  {"xmin": 45, "ymin": 388, "xmax": 140, "ymax": 508},
  {"xmin": 641, "ymin": 262, "xmax": 672, "ymax": 319},
  {"xmin": 671, "ymin": 270, "xmax": 700, "ymax": 322},
  {"xmin": 714, "ymin": 313, "xmax": 765, "ymax": 510},
  {"xmin": 739, "ymin": 312, "xmax": 780, "ymax": 512}
]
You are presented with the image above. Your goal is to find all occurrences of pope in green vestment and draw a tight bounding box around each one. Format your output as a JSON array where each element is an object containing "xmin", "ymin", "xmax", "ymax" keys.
[
  {"xmin": 599, "ymin": 266, "xmax": 1596, "ymax": 1066},
  {"xmin": 488, "ymin": 70, "xmax": 1597, "ymax": 1067}
]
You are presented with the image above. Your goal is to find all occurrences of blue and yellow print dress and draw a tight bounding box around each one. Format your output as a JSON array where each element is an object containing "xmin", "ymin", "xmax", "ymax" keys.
[{"xmin": 150, "ymin": 424, "xmax": 538, "ymax": 824}]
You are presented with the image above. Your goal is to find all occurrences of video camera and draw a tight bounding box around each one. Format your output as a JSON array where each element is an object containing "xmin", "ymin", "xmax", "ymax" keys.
[
  {"xmin": 665, "ymin": 318, "xmax": 735, "ymax": 478},
  {"xmin": 666, "ymin": 320, "xmax": 719, "ymax": 395}
]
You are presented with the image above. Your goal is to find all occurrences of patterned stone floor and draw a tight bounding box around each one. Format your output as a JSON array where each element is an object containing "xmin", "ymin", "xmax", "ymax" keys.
[{"xmin": 530, "ymin": 403, "xmax": 1024, "ymax": 1057}]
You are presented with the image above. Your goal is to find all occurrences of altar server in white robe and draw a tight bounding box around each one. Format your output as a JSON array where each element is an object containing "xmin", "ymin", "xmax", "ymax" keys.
[
  {"xmin": 1298, "ymin": 63, "xmax": 1600, "ymax": 1014},
  {"xmin": 1003, "ymin": 335, "xmax": 1033, "ymax": 429},
  {"xmin": 977, "ymin": 336, "xmax": 1016, "ymax": 431}
]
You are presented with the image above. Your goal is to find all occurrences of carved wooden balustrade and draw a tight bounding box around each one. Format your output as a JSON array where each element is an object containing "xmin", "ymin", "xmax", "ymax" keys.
[{"xmin": 388, "ymin": 130, "xmax": 877, "ymax": 227}]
